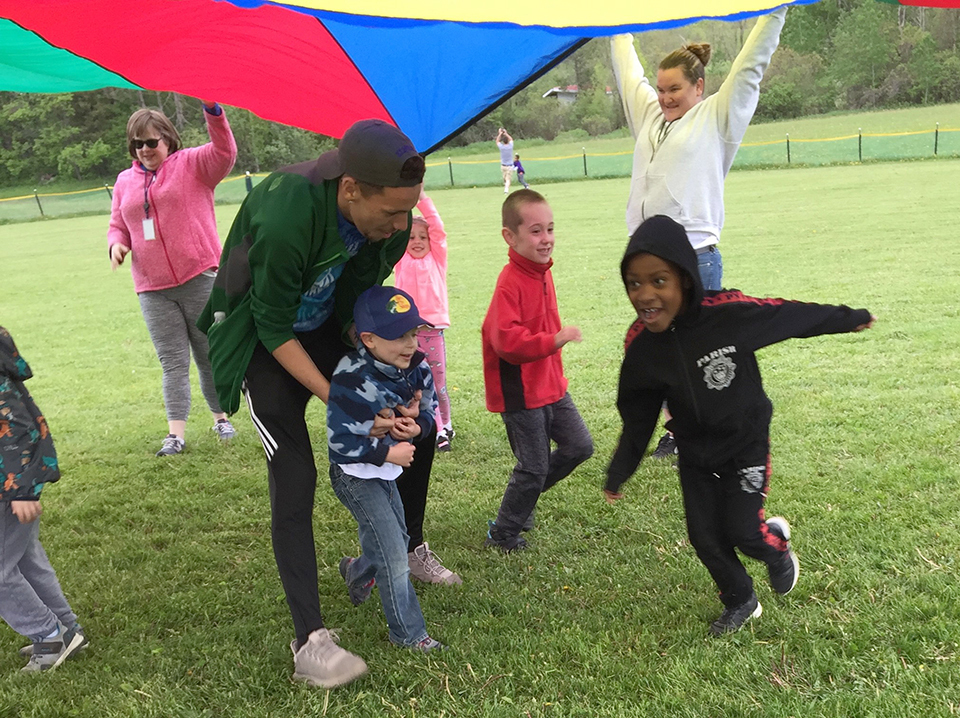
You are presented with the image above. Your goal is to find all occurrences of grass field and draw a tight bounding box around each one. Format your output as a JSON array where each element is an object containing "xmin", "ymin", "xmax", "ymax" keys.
[
  {"xmin": 4, "ymin": 102, "xmax": 960, "ymax": 224},
  {"xmin": 0, "ymin": 159, "xmax": 959, "ymax": 717}
]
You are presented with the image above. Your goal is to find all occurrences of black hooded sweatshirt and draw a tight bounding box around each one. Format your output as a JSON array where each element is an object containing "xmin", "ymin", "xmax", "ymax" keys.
[{"xmin": 605, "ymin": 216, "xmax": 871, "ymax": 494}]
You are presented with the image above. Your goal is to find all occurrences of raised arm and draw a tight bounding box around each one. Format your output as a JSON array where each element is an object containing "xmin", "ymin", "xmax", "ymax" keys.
[
  {"xmin": 416, "ymin": 191, "xmax": 447, "ymax": 268},
  {"xmin": 610, "ymin": 34, "xmax": 660, "ymax": 139},
  {"xmin": 190, "ymin": 101, "xmax": 238, "ymax": 187},
  {"xmin": 714, "ymin": 6, "xmax": 787, "ymax": 142}
]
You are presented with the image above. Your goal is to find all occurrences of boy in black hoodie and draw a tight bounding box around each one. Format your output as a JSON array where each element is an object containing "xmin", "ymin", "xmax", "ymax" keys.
[{"xmin": 604, "ymin": 216, "xmax": 875, "ymax": 636}]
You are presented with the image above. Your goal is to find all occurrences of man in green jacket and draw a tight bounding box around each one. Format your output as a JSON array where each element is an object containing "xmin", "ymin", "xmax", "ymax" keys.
[{"xmin": 199, "ymin": 119, "xmax": 443, "ymax": 689}]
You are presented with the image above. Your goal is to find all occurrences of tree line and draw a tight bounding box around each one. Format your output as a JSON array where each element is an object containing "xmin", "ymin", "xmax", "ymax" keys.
[{"xmin": 1, "ymin": 0, "xmax": 958, "ymax": 186}]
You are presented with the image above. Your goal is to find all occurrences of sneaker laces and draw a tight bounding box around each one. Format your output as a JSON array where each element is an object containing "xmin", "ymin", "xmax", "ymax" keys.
[
  {"xmin": 160, "ymin": 435, "xmax": 183, "ymax": 451},
  {"xmin": 302, "ymin": 628, "xmax": 343, "ymax": 662},
  {"xmin": 414, "ymin": 543, "xmax": 450, "ymax": 577}
]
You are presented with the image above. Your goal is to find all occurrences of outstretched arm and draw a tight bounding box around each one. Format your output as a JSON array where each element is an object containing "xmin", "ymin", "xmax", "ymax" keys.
[{"xmin": 717, "ymin": 291, "xmax": 874, "ymax": 352}]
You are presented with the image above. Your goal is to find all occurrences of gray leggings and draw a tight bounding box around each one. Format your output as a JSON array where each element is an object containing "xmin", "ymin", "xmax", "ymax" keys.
[{"xmin": 138, "ymin": 272, "xmax": 222, "ymax": 422}]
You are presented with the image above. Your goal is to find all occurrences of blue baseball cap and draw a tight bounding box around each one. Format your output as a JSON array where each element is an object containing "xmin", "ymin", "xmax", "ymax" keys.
[{"xmin": 354, "ymin": 286, "xmax": 433, "ymax": 340}]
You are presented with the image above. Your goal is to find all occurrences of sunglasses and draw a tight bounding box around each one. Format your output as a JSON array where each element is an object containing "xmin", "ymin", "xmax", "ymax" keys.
[{"xmin": 133, "ymin": 138, "xmax": 161, "ymax": 150}]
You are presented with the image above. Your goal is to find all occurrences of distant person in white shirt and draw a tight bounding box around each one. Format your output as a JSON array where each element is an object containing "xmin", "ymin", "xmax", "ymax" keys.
[{"xmin": 496, "ymin": 128, "xmax": 515, "ymax": 193}]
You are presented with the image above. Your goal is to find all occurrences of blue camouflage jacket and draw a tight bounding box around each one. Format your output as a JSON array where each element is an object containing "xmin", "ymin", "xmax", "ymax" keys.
[
  {"xmin": 326, "ymin": 343, "xmax": 437, "ymax": 468},
  {"xmin": 0, "ymin": 327, "xmax": 60, "ymax": 501}
]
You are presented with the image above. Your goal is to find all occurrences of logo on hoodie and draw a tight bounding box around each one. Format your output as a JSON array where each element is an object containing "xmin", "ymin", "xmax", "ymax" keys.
[{"xmin": 698, "ymin": 346, "xmax": 737, "ymax": 390}]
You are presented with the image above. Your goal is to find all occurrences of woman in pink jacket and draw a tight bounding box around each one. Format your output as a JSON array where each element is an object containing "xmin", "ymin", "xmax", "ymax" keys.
[
  {"xmin": 393, "ymin": 190, "xmax": 454, "ymax": 451},
  {"xmin": 107, "ymin": 101, "xmax": 237, "ymax": 456}
]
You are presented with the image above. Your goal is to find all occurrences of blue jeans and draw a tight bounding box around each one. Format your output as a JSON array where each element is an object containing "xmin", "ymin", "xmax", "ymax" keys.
[
  {"xmin": 697, "ymin": 246, "xmax": 723, "ymax": 291},
  {"xmin": 329, "ymin": 464, "xmax": 428, "ymax": 647}
]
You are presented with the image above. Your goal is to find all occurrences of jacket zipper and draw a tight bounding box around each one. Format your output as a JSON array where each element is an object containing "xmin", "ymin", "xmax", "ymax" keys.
[
  {"xmin": 147, "ymin": 171, "xmax": 181, "ymax": 286},
  {"xmin": 672, "ymin": 326, "xmax": 702, "ymax": 425}
]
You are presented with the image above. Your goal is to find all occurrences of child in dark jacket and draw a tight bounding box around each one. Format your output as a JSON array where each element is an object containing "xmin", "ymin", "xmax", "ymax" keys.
[
  {"xmin": 327, "ymin": 286, "xmax": 445, "ymax": 652},
  {"xmin": 0, "ymin": 327, "xmax": 87, "ymax": 671},
  {"xmin": 604, "ymin": 216, "xmax": 875, "ymax": 636}
]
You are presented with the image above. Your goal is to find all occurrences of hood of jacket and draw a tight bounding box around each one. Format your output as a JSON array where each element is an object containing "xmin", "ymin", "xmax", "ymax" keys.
[{"xmin": 620, "ymin": 215, "xmax": 704, "ymax": 323}]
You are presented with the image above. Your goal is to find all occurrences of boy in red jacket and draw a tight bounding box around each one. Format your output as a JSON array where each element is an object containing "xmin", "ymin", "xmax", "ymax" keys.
[{"xmin": 481, "ymin": 190, "xmax": 594, "ymax": 552}]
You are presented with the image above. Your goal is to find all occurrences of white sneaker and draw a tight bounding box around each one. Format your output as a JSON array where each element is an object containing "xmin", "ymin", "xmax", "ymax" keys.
[
  {"xmin": 290, "ymin": 628, "xmax": 367, "ymax": 688},
  {"xmin": 408, "ymin": 542, "xmax": 462, "ymax": 585}
]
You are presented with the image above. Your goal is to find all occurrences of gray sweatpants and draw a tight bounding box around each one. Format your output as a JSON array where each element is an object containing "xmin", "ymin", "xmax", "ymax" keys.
[
  {"xmin": 492, "ymin": 393, "xmax": 594, "ymax": 540},
  {"xmin": 0, "ymin": 503, "xmax": 77, "ymax": 641},
  {"xmin": 138, "ymin": 272, "xmax": 222, "ymax": 422}
]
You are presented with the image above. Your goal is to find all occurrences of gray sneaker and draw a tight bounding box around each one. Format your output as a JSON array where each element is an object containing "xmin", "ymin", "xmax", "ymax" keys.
[
  {"xmin": 21, "ymin": 622, "xmax": 86, "ymax": 672},
  {"xmin": 339, "ymin": 557, "xmax": 376, "ymax": 605},
  {"xmin": 290, "ymin": 628, "xmax": 368, "ymax": 688},
  {"xmin": 212, "ymin": 418, "xmax": 236, "ymax": 441},
  {"xmin": 709, "ymin": 594, "xmax": 762, "ymax": 636},
  {"xmin": 413, "ymin": 636, "xmax": 448, "ymax": 652},
  {"xmin": 20, "ymin": 624, "xmax": 87, "ymax": 658},
  {"xmin": 408, "ymin": 543, "xmax": 462, "ymax": 585},
  {"xmin": 156, "ymin": 434, "xmax": 185, "ymax": 456}
]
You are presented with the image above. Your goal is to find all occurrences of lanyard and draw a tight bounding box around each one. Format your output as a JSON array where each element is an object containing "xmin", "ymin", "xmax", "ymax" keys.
[
  {"xmin": 142, "ymin": 170, "xmax": 156, "ymax": 219},
  {"xmin": 656, "ymin": 118, "xmax": 676, "ymax": 149}
]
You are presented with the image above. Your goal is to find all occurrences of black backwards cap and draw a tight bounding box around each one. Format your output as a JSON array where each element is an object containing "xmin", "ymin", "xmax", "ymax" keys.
[{"xmin": 315, "ymin": 119, "xmax": 421, "ymax": 187}]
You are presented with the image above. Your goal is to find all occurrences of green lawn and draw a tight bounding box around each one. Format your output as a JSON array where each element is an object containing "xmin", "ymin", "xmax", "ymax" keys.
[{"xmin": 0, "ymin": 159, "xmax": 958, "ymax": 717}]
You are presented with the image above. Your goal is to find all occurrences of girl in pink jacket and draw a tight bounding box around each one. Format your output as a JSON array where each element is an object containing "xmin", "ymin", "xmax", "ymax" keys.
[
  {"xmin": 393, "ymin": 191, "xmax": 455, "ymax": 450},
  {"xmin": 107, "ymin": 101, "xmax": 237, "ymax": 457}
]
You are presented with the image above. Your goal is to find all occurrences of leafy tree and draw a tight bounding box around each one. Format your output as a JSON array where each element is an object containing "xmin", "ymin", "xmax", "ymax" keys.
[{"xmin": 827, "ymin": 0, "xmax": 899, "ymax": 107}]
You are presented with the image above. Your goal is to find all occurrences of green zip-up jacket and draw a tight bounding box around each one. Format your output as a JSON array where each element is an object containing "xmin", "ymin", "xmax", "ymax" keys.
[{"xmin": 198, "ymin": 168, "xmax": 409, "ymax": 414}]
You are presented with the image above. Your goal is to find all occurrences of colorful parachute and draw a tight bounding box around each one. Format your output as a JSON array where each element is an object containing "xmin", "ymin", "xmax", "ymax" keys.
[{"xmin": 0, "ymin": 1, "xmax": 957, "ymax": 152}]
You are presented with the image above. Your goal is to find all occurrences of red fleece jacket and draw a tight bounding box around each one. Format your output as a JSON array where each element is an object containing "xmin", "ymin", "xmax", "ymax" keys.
[{"xmin": 481, "ymin": 248, "xmax": 568, "ymax": 413}]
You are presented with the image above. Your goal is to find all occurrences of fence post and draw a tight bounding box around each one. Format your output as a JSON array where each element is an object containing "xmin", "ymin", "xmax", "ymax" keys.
[
  {"xmin": 935, "ymin": 122, "xmax": 939, "ymax": 156},
  {"xmin": 582, "ymin": 147, "xmax": 588, "ymax": 177},
  {"xmin": 858, "ymin": 128, "xmax": 862, "ymax": 162},
  {"xmin": 104, "ymin": 183, "xmax": 112, "ymax": 200},
  {"xmin": 785, "ymin": 134, "xmax": 790, "ymax": 164},
  {"xmin": 245, "ymin": 171, "xmax": 253, "ymax": 193},
  {"xmin": 33, "ymin": 190, "xmax": 44, "ymax": 218},
  {"xmin": 448, "ymin": 157, "xmax": 454, "ymax": 187}
]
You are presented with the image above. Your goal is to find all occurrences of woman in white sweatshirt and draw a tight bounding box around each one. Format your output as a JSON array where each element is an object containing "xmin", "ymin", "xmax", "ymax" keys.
[
  {"xmin": 611, "ymin": 7, "xmax": 787, "ymax": 292},
  {"xmin": 611, "ymin": 8, "xmax": 786, "ymax": 458}
]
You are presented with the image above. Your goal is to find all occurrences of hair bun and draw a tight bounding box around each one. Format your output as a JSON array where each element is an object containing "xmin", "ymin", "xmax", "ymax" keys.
[{"xmin": 684, "ymin": 43, "xmax": 712, "ymax": 67}]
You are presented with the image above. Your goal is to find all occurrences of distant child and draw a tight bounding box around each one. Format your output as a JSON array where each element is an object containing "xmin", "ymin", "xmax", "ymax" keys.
[
  {"xmin": 0, "ymin": 327, "xmax": 87, "ymax": 672},
  {"xmin": 327, "ymin": 286, "xmax": 446, "ymax": 652},
  {"xmin": 393, "ymin": 190, "xmax": 456, "ymax": 452},
  {"xmin": 496, "ymin": 128, "xmax": 515, "ymax": 193},
  {"xmin": 605, "ymin": 216, "xmax": 875, "ymax": 636},
  {"xmin": 513, "ymin": 154, "xmax": 529, "ymax": 189},
  {"xmin": 481, "ymin": 190, "xmax": 594, "ymax": 552}
]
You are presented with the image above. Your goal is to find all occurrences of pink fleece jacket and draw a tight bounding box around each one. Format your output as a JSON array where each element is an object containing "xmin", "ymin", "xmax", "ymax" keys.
[
  {"xmin": 392, "ymin": 196, "xmax": 450, "ymax": 327},
  {"xmin": 107, "ymin": 110, "xmax": 237, "ymax": 293}
]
